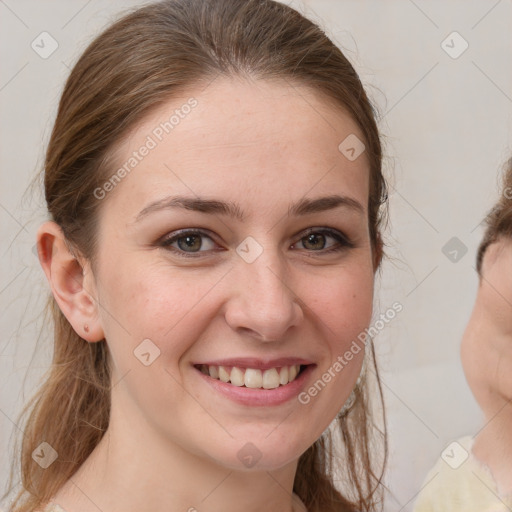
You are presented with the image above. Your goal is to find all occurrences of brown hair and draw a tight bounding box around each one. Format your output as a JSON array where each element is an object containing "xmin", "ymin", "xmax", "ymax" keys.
[
  {"xmin": 476, "ymin": 157, "xmax": 512, "ymax": 275},
  {"xmin": 5, "ymin": 1, "xmax": 388, "ymax": 511}
]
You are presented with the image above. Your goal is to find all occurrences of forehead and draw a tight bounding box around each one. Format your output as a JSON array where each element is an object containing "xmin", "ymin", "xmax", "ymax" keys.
[{"xmin": 102, "ymin": 76, "xmax": 370, "ymax": 221}]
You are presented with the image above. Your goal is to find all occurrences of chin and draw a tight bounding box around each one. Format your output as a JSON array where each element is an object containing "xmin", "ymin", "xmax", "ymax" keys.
[{"xmin": 208, "ymin": 435, "xmax": 311, "ymax": 472}]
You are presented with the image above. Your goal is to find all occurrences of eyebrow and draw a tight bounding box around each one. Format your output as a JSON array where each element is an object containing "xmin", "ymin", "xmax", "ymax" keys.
[{"xmin": 134, "ymin": 194, "xmax": 365, "ymax": 223}]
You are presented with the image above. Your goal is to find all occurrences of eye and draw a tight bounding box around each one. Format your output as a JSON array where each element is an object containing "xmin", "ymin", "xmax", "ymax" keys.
[
  {"xmin": 159, "ymin": 229, "xmax": 218, "ymax": 258},
  {"xmin": 159, "ymin": 227, "xmax": 353, "ymax": 259},
  {"xmin": 292, "ymin": 228, "xmax": 353, "ymax": 254}
]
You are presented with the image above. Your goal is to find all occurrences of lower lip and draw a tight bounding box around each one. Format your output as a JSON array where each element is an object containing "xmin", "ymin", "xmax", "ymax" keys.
[{"xmin": 194, "ymin": 365, "xmax": 316, "ymax": 407}]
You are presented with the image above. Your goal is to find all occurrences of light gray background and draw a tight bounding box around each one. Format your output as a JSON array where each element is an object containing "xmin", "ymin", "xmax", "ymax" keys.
[{"xmin": 1, "ymin": 1, "xmax": 511, "ymax": 510}]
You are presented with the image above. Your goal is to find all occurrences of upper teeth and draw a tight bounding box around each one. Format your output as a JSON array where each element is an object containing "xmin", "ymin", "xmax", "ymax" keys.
[{"xmin": 199, "ymin": 364, "xmax": 302, "ymax": 389}]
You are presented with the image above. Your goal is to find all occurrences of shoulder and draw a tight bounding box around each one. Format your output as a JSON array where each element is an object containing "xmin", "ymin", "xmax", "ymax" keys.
[{"xmin": 412, "ymin": 436, "xmax": 511, "ymax": 512}]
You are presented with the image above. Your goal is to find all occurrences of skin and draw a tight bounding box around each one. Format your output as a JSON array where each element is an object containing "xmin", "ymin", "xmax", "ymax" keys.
[
  {"xmin": 461, "ymin": 235, "xmax": 512, "ymax": 495},
  {"xmin": 37, "ymin": 76, "xmax": 379, "ymax": 512}
]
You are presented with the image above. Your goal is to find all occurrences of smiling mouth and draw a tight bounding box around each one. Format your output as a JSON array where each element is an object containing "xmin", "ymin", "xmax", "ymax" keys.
[{"xmin": 194, "ymin": 364, "xmax": 308, "ymax": 389}]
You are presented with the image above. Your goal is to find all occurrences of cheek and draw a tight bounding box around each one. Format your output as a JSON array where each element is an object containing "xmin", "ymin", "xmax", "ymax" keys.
[
  {"xmin": 310, "ymin": 266, "xmax": 374, "ymax": 341},
  {"xmin": 97, "ymin": 258, "xmax": 224, "ymax": 365},
  {"xmin": 312, "ymin": 267, "xmax": 373, "ymax": 372},
  {"xmin": 95, "ymin": 261, "xmax": 225, "ymax": 424},
  {"xmin": 293, "ymin": 268, "xmax": 373, "ymax": 437}
]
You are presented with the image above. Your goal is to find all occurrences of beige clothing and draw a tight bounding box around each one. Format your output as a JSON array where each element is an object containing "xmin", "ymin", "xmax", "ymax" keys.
[
  {"xmin": 413, "ymin": 436, "xmax": 512, "ymax": 512},
  {"xmin": 1, "ymin": 505, "xmax": 68, "ymax": 512},
  {"xmin": 41, "ymin": 505, "xmax": 66, "ymax": 512}
]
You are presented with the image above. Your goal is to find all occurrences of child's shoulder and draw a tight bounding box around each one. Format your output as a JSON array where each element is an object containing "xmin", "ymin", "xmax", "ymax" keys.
[{"xmin": 413, "ymin": 436, "xmax": 512, "ymax": 512}]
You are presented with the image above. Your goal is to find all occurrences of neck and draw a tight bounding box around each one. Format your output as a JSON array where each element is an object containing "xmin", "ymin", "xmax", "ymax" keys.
[
  {"xmin": 462, "ymin": 297, "xmax": 512, "ymax": 497},
  {"xmin": 473, "ymin": 398, "xmax": 512, "ymax": 496}
]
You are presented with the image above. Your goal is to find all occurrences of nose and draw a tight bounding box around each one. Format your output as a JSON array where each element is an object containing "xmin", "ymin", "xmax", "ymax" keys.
[{"xmin": 224, "ymin": 245, "xmax": 304, "ymax": 342}]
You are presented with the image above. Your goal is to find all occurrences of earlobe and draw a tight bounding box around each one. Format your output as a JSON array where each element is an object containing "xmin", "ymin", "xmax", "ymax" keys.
[{"xmin": 36, "ymin": 221, "xmax": 104, "ymax": 342}]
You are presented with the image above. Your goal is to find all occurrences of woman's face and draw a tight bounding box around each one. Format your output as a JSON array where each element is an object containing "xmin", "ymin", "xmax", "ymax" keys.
[{"xmin": 89, "ymin": 76, "xmax": 376, "ymax": 470}]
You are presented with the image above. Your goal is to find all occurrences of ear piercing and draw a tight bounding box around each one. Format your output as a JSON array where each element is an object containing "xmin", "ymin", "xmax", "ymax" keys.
[{"xmin": 84, "ymin": 324, "xmax": 90, "ymax": 333}]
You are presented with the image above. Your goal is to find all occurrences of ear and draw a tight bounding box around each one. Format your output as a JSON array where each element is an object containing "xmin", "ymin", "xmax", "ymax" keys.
[{"xmin": 36, "ymin": 221, "xmax": 104, "ymax": 342}]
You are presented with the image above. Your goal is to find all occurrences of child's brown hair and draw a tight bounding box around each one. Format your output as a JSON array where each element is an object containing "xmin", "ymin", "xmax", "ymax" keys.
[{"xmin": 476, "ymin": 157, "xmax": 512, "ymax": 275}]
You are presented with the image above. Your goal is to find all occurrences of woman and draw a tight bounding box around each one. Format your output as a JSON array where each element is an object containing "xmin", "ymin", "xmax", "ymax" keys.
[{"xmin": 5, "ymin": 1, "xmax": 388, "ymax": 510}]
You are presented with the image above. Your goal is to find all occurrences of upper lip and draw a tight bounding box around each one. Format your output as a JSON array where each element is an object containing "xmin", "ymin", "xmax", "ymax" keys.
[{"xmin": 193, "ymin": 357, "xmax": 314, "ymax": 370}]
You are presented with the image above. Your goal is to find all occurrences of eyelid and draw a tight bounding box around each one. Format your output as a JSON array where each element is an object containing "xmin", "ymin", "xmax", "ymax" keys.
[{"xmin": 297, "ymin": 227, "xmax": 353, "ymax": 246}]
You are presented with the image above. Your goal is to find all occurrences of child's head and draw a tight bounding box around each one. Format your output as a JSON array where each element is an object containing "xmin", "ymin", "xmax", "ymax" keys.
[{"xmin": 462, "ymin": 158, "xmax": 512, "ymax": 416}]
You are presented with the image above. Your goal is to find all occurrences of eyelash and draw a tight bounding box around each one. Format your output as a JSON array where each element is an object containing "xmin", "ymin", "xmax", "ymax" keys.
[{"xmin": 158, "ymin": 228, "xmax": 354, "ymax": 259}]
